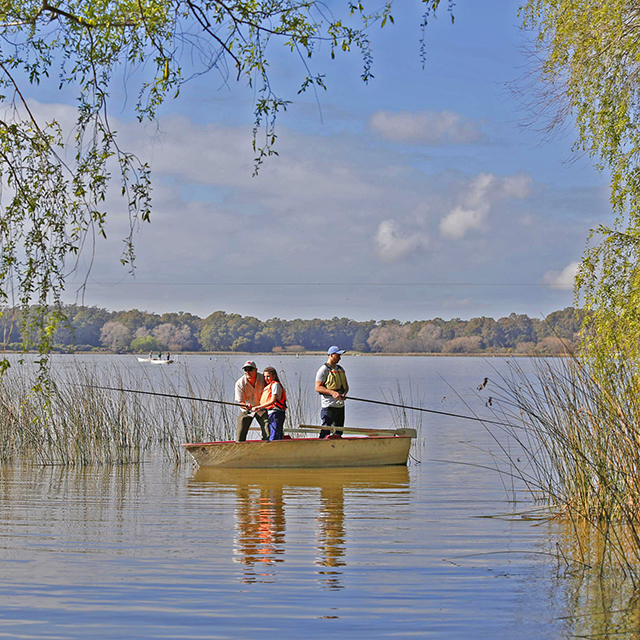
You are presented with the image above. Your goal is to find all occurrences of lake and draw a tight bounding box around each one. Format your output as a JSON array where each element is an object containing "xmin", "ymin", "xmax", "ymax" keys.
[{"xmin": 0, "ymin": 354, "xmax": 636, "ymax": 638}]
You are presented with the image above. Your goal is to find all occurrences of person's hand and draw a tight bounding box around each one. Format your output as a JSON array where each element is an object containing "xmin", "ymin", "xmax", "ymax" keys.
[{"xmin": 330, "ymin": 390, "xmax": 341, "ymax": 399}]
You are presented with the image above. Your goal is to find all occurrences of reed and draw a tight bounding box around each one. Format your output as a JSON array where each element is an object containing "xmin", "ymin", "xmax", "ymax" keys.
[
  {"xmin": 382, "ymin": 382, "xmax": 425, "ymax": 437},
  {"xmin": 487, "ymin": 353, "xmax": 640, "ymax": 579},
  {"xmin": 0, "ymin": 363, "xmax": 236, "ymax": 465},
  {"xmin": 0, "ymin": 360, "xmax": 324, "ymax": 465}
]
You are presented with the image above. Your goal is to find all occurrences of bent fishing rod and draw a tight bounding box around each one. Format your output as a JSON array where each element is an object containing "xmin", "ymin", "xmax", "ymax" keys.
[
  {"xmin": 80, "ymin": 384, "xmax": 242, "ymax": 408},
  {"xmin": 82, "ymin": 384, "xmax": 505, "ymax": 427},
  {"xmin": 345, "ymin": 395, "xmax": 506, "ymax": 427}
]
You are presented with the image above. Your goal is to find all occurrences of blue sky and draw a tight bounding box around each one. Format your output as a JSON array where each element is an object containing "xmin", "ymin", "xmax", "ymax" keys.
[{"xmin": 49, "ymin": 1, "xmax": 611, "ymax": 321}]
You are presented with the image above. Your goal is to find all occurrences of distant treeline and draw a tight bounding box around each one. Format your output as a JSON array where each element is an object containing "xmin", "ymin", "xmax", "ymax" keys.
[{"xmin": 0, "ymin": 305, "xmax": 584, "ymax": 355}]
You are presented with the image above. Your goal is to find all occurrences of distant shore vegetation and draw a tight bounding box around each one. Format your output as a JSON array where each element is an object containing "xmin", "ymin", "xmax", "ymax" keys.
[{"xmin": 0, "ymin": 305, "xmax": 583, "ymax": 356}]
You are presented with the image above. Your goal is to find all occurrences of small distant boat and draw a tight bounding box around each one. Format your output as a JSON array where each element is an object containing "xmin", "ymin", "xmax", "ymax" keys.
[
  {"xmin": 183, "ymin": 425, "xmax": 416, "ymax": 469},
  {"xmin": 136, "ymin": 355, "xmax": 174, "ymax": 364}
]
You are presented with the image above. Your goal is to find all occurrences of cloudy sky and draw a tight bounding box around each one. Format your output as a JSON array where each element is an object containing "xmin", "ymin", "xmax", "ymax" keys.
[{"xmin": 30, "ymin": 1, "xmax": 612, "ymax": 321}]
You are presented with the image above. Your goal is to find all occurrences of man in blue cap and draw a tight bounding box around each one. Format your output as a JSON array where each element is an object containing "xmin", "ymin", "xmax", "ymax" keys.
[{"xmin": 315, "ymin": 346, "xmax": 349, "ymax": 438}]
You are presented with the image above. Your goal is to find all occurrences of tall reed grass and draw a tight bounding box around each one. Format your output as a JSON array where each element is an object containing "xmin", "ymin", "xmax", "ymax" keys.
[
  {"xmin": 0, "ymin": 360, "xmax": 325, "ymax": 466},
  {"xmin": 0, "ymin": 364, "xmax": 232, "ymax": 465},
  {"xmin": 487, "ymin": 354, "xmax": 640, "ymax": 580},
  {"xmin": 0, "ymin": 359, "xmax": 418, "ymax": 466}
]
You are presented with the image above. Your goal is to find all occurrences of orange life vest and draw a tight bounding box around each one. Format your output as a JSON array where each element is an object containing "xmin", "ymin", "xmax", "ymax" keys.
[{"xmin": 260, "ymin": 381, "xmax": 287, "ymax": 411}]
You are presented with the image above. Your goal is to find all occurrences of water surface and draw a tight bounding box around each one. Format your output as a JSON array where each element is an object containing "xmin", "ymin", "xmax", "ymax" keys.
[{"xmin": 0, "ymin": 355, "xmax": 635, "ymax": 637}]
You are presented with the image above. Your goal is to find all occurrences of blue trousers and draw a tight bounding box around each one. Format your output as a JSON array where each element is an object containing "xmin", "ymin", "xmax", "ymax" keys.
[
  {"xmin": 268, "ymin": 410, "xmax": 285, "ymax": 441},
  {"xmin": 320, "ymin": 406, "xmax": 344, "ymax": 438}
]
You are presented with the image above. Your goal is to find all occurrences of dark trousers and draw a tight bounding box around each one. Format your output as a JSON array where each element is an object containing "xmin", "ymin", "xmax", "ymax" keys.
[
  {"xmin": 236, "ymin": 411, "xmax": 269, "ymax": 441},
  {"xmin": 320, "ymin": 406, "xmax": 344, "ymax": 438},
  {"xmin": 268, "ymin": 410, "xmax": 286, "ymax": 441}
]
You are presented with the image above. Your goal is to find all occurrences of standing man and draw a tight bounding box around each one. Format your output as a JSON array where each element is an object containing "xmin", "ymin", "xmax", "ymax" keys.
[
  {"xmin": 315, "ymin": 346, "xmax": 349, "ymax": 438},
  {"xmin": 235, "ymin": 361, "xmax": 269, "ymax": 441}
]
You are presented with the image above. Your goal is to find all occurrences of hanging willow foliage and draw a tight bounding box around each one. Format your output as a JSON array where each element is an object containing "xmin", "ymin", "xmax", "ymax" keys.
[
  {"xmin": 520, "ymin": 1, "xmax": 640, "ymax": 362},
  {"xmin": 0, "ymin": 0, "xmax": 454, "ymax": 372}
]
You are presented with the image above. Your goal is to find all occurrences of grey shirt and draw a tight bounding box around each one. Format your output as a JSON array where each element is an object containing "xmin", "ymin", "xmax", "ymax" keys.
[{"xmin": 316, "ymin": 363, "xmax": 346, "ymax": 409}]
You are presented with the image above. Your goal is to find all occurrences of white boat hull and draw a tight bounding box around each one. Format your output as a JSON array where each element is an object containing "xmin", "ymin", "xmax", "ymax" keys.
[{"xmin": 183, "ymin": 436, "xmax": 412, "ymax": 469}]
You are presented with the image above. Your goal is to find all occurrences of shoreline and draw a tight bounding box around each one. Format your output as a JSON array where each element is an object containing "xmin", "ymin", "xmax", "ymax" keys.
[{"xmin": 1, "ymin": 350, "xmax": 569, "ymax": 358}]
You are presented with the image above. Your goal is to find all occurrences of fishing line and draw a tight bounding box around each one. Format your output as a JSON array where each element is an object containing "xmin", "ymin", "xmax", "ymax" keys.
[
  {"xmin": 83, "ymin": 385, "xmax": 511, "ymax": 429},
  {"xmin": 347, "ymin": 395, "xmax": 509, "ymax": 427}
]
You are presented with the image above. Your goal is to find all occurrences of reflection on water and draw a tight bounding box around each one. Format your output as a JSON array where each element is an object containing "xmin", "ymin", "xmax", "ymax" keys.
[
  {"xmin": 547, "ymin": 518, "xmax": 640, "ymax": 638},
  {"xmin": 5, "ymin": 355, "xmax": 640, "ymax": 637},
  {"xmin": 190, "ymin": 467, "xmax": 409, "ymax": 591},
  {"xmin": 316, "ymin": 483, "xmax": 346, "ymax": 590},
  {"xmin": 3, "ymin": 455, "xmax": 640, "ymax": 637},
  {"xmin": 234, "ymin": 484, "xmax": 286, "ymax": 581}
]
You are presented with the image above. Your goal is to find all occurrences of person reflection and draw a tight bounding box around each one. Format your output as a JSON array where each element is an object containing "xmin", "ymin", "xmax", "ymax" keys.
[
  {"xmin": 315, "ymin": 483, "xmax": 346, "ymax": 590},
  {"xmin": 234, "ymin": 482, "xmax": 286, "ymax": 583}
]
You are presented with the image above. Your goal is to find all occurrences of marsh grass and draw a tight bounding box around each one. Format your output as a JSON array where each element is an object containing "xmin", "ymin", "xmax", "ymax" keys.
[
  {"xmin": 382, "ymin": 382, "xmax": 425, "ymax": 436},
  {"xmin": 0, "ymin": 359, "xmax": 420, "ymax": 465},
  {"xmin": 0, "ymin": 362, "xmax": 244, "ymax": 465},
  {"xmin": 487, "ymin": 354, "xmax": 640, "ymax": 579},
  {"xmin": 0, "ymin": 360, "xmax": 323, "ymax": 465}
]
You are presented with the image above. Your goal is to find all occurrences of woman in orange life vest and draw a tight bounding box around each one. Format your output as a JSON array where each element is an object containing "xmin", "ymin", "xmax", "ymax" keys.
[{"xmin": 251, "ymin": 366, "xmax": 287, "ymax": 441}]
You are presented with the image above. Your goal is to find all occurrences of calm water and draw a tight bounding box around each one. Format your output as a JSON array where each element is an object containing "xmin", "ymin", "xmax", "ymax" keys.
[{"xmin": 0, "ymin": 355, "xmax": 637, "ymax": 638}]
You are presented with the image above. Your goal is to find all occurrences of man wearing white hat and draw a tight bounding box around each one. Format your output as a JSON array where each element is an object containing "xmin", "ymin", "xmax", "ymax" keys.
[
  {"xmin": 235, "ymin": 361, "xmax": 268, "ymax": 441},
  {"xmin": 315, "ymin": 346, "xmax": 349, "ymax": 438}
]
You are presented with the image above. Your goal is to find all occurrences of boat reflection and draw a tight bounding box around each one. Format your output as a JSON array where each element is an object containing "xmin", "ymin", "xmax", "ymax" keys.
[
  {"xmin": 316, "ymin": 481, "xmax": 346, "ymax": 590},
  {"xmin": 233, "ymin": 482, "xmax": 286, "ymax": 582},
  {"xmin": 190, "ymin": 466, "xmax": 410, "ymax": 587}
]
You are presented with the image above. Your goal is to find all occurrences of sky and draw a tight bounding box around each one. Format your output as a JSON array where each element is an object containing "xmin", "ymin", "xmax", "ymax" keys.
[{"xmin": 26, "ymin": 1, "xmax": 613, "ymax": 322}]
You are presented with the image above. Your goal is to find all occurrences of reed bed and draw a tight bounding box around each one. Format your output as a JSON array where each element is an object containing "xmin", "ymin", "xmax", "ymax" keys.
[
  {"xmin": 0, "ymin": 360, "xmax": 324, "ymax": 465},
  {"xmin": 487, "ymin": 354, "xmax": 640, "ymax": 579},
  {"xmin": 0, "ymin": 363, "xmax": 251, "ymax": 465},
  {"xmin": 0, "ymin": 360, "xmax": 418, "ymax": 466}
]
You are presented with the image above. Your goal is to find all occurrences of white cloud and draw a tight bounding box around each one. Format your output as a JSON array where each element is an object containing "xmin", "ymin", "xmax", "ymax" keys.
[
  {"xmin": 12, "ymin": 100, "xmax": 596, "ymax": 321},
  {"xmin": 439, "ymin": 172, "xmax": 532, "ymax": 240},
  {"xmin": 543, "ymin": 261, "xmax": 579, "ymax": 290},
  {"xmin": 369, "ymin": 110, "xmax": 483, "ymax": 145},
  {"xmin": 375, "ymin": 220, "xmax": 429, "ymax": 262},
  {"xmin": 502, "ymin": 174, "xmax": 532, "ymax": 199}
]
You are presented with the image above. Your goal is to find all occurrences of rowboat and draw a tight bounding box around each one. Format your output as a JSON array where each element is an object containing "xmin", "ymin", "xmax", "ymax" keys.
[
  {"xmin": 183, "ymin": 425, "xmax": 417, "ymax": 469},
  {"xmin": 136, "ymin": 356, "xmax": 174, "ymax": 364}
]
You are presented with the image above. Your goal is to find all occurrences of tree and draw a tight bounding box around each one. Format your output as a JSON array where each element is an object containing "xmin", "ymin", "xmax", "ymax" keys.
[
  {"xmin": 0, "ymin": 0, "xmax": 453, "ymax": 368},
  {"xmin": 99, "ymin": 321, "xmax": 131, "ymax": 351},
  {"xmin": 53, "ymin": 304, "xmax": 112, "ymax": 347},
  {"xmin": 130, "ymin": 334, "xmax": 162, "ymax": 352},
  {"xmin": 152, "ymin": 323, "xmax": 195, "ymax": 351},
  {"xmin": 353, "ymin": 324, "xmax": 374, "ymax": 352},
  {"xmin": 441, "ymin": 336, "xmax": 483, "ymax": 354},
  {"xmin": 520, "ymin": 1, "xmax": 640, "ymax": 360},
  {"xmin": 498, "ymin": 313, "xmax": 534, "ymax": 348}
]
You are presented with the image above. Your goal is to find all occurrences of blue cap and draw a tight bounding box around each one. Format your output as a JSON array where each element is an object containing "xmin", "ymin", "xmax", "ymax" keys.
[{"xmin": 327, "ymin": 346, "xmax": 346, "ymax": 355}]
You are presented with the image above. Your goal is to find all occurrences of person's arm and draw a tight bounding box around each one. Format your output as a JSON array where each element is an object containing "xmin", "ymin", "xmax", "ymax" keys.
[
  {"xmin": 235, "ymin": 380, "xmax": 250, "ymax": 410},
  {"xmin": 315, "ymin": 377, "xmax": 344, "ymax": 399}
]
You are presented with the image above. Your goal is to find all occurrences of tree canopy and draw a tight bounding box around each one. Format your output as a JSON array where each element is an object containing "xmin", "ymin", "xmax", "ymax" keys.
[
  {"xmin": 520, "ymin": 0, "xmax": 640, "ymax": 361},
  {"xmin": 0, "ymin": 303, "xmax": 584, "ymax": 354},
  {"xmin": 0, "ymin": 0, "xmax": 453, "ymax": 366}
]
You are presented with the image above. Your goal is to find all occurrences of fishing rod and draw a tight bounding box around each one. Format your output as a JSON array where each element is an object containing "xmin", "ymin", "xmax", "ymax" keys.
[
  {"xmin": 81, "ymin": 385, "xmax": 242, "ymax": 408},
  {"xmin": 84, "ymin": 385, "xmax": 505, "ymax": 428},
  {"xmin": 345, "ymin": 395, "xmax": 506, "ymax": 427}
]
